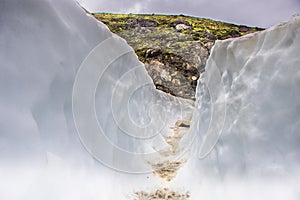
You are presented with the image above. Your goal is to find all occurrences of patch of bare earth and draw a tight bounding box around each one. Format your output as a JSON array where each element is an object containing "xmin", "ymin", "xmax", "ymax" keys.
[
  {"xmin": 134, "ymin": 188, "xmax": 190, "ymax": 200},
  {"xmin": 133, "ymin": 119, "xmax": 192, "ymax": 200}
]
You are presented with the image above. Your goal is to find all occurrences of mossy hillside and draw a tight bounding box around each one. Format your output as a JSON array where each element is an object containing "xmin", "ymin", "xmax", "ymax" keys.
[
  {"xmin": 93, "ymin": 13, "xmax": 262, "ymax": 38},
  {"xmin": 93, "ymin": 13, "xmax": 263, "ymax": 100},
  {"xmin": 94, "ymin": 13, "xmax": 262, "ymax": 61}
]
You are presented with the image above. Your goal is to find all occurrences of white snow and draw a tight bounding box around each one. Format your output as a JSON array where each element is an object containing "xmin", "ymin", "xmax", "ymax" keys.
[
  {"xmin": 193, "ymin": 14, "xmax": 300, "ymax": 176},
  {"xmin": 0, "ymin": 0, "xmax": 300, "ymax": 199},
  {"xmin": 186, "ymin": 14, "xmax": 300, "ymax": 199},
  {"xmin": 0, "ymin": 0, "xmax": 193, "ymax": 199}
]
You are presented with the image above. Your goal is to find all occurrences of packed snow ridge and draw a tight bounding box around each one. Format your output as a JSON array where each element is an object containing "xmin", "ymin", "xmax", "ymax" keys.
[{"xmin": 0, "ymin": 0, "xmax": 300, "ymax": 199}]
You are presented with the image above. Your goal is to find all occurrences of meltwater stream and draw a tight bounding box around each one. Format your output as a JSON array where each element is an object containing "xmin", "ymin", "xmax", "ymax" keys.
[{"xmin": 1, "ymin": 0, "xmax": 300, "ymax": 199}]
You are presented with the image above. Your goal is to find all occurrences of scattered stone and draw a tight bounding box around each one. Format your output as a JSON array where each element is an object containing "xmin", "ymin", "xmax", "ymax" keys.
[
  {"xmin": 171, "ymin": 79, "xmax": 180, "ymax": 86},
  {"xmin": 146, "ymin": 48, "xmax": 162, "ymax": 58},
  {"xmin": 152, "ymin": 160, "xmax": 186, "ymax": 181},
  {"xmin": 175, "ymin": 120, "xmax": 190, "ymax": 128},
  {"xmin": 191, "ymin": 76, "xmax": 197, "ymax": 81},
  {"xmin": 134, "ymin": 188, "xmax": 190, "ymax": 200},
  {"xmin": 170, "ymin": 20, "xmax": 191, "ymax": 28},
  {"xmin": 150, "ymin": 119, "xmax": 191, "ymax": 181},
  {"xmin": 144, "ymin": 51, "xmax": 199, "ymax": 100},
  {"xmin": 161, "ymin": 70, "xmax": 172, "ymax": 81},
  {"xmin": 175, "ymin": 24, "xmax": 191, "ymax": 31}
]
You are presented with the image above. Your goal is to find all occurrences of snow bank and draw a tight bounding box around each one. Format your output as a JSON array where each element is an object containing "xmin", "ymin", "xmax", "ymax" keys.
[
  {"xmin": 0, "ymin": 0, "xmax": 111, "ymax": 165},
  {"xmin": 0, "ymin": 0, "xmax": 193, "ymax": 199},
  {"xmin": 186, "ymin": 14, "xmax": 300, "ymax": 199},
  {"xmin": 194, "ymin": 14, "xmax": 300, "ymax": 176}
]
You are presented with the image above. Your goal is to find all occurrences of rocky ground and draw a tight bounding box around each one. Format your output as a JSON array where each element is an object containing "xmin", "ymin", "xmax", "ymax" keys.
[
  {"xmin": 93, "ymin": 13, "xmax": 263, "ymax": 100},
  {"xmin": 134, "ymin": 188, "xmax": 190, "ymax": 200},
  {"xmin": 134, "ymin": 119, "xmax": 192, "ymax": 200}
]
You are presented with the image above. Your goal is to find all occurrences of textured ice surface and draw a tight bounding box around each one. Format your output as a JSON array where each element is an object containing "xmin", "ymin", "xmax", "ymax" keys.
[
  {"xmin": 186, "ymin": 14, "xmax": 300, "ymax": 199},
  {"xmin": 0, "ymin": 0, "xmax": 193, "ymax": 199},
  {"xmin": 1, "ymin": 0, "xmax": 300, "ymax": 199},
  {"xmin": 194, "ymin": 14, "xmax": 300, "ymax": 176}
]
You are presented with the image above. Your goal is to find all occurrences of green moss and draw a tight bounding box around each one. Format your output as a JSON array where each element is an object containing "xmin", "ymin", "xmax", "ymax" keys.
[
  {"xmin": 135, "ymin": 48, "xmax": 147, "ymax": 62},
  {"xmin": 91, "ymin": 13, "xmax": 263, "ymax": 100},
  {"xmin": 92, "ymin": 13, "xmax": 264, "ymax": 71},
  {"xmin": 94, "ymin": 13, "xmax": 263, "ymax": 42}
]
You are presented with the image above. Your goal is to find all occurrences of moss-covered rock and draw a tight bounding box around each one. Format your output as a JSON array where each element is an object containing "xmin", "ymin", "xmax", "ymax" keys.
[{"xmin": 93, "ymin": 13, "xmax": 263, "ymax": 100}]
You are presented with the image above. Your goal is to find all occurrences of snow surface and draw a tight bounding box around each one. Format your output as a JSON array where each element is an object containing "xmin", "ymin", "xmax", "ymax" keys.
[
  {"xmin": 183, "ymin": 14, "xmax": 300, "ymax": 199},
  {"xmin": 0, "ymin": 0, "xmax": 300, "ymax": 199},
  {"xmin": 193, "ymin": 14, "xmax": 300, "ymax": 177},
  {"xmin": 0, "ymin": 0, "xmax": 193, "ymax": 199}
]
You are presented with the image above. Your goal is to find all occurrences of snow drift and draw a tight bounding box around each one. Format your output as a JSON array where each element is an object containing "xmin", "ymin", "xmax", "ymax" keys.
[{"xmin": 0, "ymin": 0, "xmax": 300, "ymax": 199}]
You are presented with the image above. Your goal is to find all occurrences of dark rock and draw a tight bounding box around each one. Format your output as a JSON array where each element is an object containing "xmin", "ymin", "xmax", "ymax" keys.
[
  {"xmin": 239, "ymin": 26, "xmax": 251, "ymax": 32},
  {"xmin": 144, "ymin": 52, "xmax": 199, "ymax": 100},
  {"xmin": 130, "ymin": 18, "xmax": 158, "ymax": 28},
  {"xmin": 145, "ymin": 48, "xmax": 162, "ymax": 58}
]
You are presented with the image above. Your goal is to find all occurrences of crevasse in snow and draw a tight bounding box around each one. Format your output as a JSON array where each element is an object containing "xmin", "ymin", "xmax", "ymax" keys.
[{"xmin": 0, "ymin": 0, "xmax": 300, "ymax": 199}]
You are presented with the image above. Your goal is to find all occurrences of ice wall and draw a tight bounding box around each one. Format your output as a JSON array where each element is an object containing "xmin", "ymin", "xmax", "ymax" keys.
[
  {"xmin": 0, "ymin": 0, "xmax": 111, "ymax": 164},
  {"xmin": 0, "ymin": 0, "xmax": 193, "ymax": 199},
  {"xmin": 186, "ymin": 14, "xmax": 300, "ymax": 199},
  {"xmin": 0, "ymin": 0, "xmax": 116, "ymax": 199}
]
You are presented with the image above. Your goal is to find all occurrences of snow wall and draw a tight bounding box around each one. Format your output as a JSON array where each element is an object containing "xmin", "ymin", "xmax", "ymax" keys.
[{"xmin": 187, "ymin": 14, "xmax": 300, "ymax": 199}]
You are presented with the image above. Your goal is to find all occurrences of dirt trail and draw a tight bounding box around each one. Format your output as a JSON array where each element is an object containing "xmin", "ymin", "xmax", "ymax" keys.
[{"xmin": 133, "ymin": 119, "xmax": 192, "ymax": 200}]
